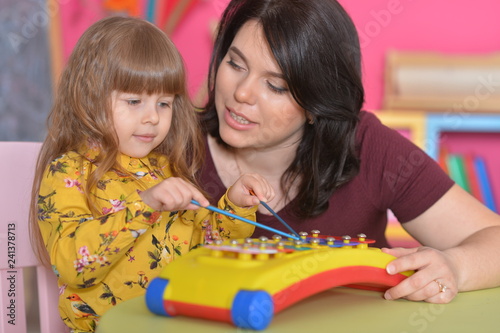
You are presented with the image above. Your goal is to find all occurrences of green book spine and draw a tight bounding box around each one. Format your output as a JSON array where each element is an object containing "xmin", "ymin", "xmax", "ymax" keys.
[{"xmin": 447, "ymin": 154, "xmax": 471, "ymax": 193}]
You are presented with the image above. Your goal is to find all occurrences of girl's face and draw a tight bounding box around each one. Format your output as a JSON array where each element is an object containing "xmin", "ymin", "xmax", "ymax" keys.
[
  {"xmin": 111, "ymin": 91, "xmax": 174, "ymax": 158},
  {"xmin": 214, "ymin": 20, "xmax": 307, "ymax": 150}
]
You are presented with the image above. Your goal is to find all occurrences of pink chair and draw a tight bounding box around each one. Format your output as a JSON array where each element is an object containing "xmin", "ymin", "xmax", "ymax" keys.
[{"xmin": 0, "ymin": 142, "xmax": 69, "ymax": 333}]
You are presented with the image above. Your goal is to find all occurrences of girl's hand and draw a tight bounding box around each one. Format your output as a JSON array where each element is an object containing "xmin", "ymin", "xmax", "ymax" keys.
[
  {"xmin": 381, "ymin": 247, "xmax": 459, "ymax": 304},
  {"xmin": 139, "ymin": 177, "xmax": 209, "ymax": 211},
  {"xmin": 228, "ymin": 173, "xmax": 275, "ymax": 208}
]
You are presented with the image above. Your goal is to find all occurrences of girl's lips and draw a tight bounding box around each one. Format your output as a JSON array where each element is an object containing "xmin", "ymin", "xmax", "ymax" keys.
[
  {"xmin": 224, "ymin": 108, "xmax": 256, "ymax": 130},
  {"xmin": 134, "ymin": 135, "xmax": 155, "ymax": 143}
]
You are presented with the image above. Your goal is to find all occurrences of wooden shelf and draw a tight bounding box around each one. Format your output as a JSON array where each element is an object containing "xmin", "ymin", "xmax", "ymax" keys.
[{"xmin": 384, "ymin": 51, "xmax": 500, "ymax": 113}]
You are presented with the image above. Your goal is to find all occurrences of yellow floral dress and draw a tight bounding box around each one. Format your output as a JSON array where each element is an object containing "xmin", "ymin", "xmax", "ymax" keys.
[{"xmin": 37, "ymin": 146, "xmax": 255, "ymax": 332}]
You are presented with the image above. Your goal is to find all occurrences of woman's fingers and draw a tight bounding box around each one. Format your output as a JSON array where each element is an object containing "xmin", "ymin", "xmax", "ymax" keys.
[{"xmin": 383, "ymin": 247, "xmax": 458, "ymax": 304}]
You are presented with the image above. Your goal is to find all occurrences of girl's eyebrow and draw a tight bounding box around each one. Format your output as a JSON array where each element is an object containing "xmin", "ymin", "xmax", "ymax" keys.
[{"xmin": 228, "ymin": 46, "xmax": 285, "ymax": 80}]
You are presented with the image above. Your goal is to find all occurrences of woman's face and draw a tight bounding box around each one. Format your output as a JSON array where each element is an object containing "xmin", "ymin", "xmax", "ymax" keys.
[{"xmin": 215, "ymin": 20, "xmax": 307, "ymax": 150}]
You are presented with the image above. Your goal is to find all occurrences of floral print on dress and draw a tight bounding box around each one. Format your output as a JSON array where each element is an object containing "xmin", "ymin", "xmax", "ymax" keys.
[{"xmin": 37, "ymin": 144, "xmax": 256, "ymax": 333}]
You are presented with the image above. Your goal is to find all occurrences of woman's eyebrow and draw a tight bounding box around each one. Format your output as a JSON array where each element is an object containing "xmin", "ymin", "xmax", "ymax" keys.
[
  {"xmin": 228, "ymin": 46, "xmax": 246, "ymax": 62},
  {"xmin": 228, "ymin": 46, "xmax": 285, "ymax": 80}
]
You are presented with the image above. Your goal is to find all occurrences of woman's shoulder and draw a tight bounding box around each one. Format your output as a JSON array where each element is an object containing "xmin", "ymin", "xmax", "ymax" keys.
[
  {"xmin": 355, "ymin": 110, "xmax": 427, "ymax": 166},
  {"xmin": 355, "ymin": 110, "xmax": 399, "ymax": 147},
  {"xmin": 354, "ymin": 110, "xmax": 454, "ymax": 222},
  {"xmin": 357, "ymin": 110, "xmax": 385, "ymax": 134}
]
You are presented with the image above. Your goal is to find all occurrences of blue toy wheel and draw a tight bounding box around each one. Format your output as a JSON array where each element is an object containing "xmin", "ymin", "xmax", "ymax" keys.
[
  {"xmin": 231, "ymin": 290, "xmax": 274, "ymax": 330},
  {"xmin": 145, "ymin": 278, "xmax": 171, "ymax": 317}
]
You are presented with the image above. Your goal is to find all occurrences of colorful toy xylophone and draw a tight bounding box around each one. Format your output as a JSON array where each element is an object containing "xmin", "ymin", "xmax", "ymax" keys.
[{"xmin": 145, "ymin": 231, "xmax": 414, "ymax": 330}]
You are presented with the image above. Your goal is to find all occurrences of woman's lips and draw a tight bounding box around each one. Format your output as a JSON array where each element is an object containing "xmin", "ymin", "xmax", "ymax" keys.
[
  {"xmin": 229, "ymin": 110, "xmax": 251, "ymax": 124},
  {"xmin": 224, "ymin": 108, "xmax": 256, "ymax": 130}
]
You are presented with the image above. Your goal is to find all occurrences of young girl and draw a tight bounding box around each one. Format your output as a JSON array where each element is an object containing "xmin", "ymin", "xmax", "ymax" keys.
[{"xmin": 29, "ymin": 16, "xmax": 273, "ymax": 333}]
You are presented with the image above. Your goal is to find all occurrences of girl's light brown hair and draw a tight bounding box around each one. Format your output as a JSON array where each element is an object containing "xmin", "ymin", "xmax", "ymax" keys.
[{"xmin": 29, "ymin": 16, "xmax": 203, "ymax": 264}]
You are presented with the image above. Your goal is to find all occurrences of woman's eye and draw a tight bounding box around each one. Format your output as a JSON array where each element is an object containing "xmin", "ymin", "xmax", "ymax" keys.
[
  {"xmin": 158, "ymin": 102, "xmax": 171, "ymax": 108},
  {"xmin": 227, "ymin": 59, "xmax": 244, "ymax": 70},
  {"xmin": 267, "ymin": 82, "xmax": 288, "ymax": 95}
]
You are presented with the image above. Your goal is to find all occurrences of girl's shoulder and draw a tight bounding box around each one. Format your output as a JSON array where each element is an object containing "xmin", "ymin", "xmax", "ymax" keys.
[
  {"xmin": 47, "ymin": 141, "xmax": 100, "ymax": 166},
  {"xmin": 49, "ymin": 150, "xmax": 84, "ymax": 165},
  {"xmin": 45, "ymin": 149, "xmax": 94, "ymax": 177}
]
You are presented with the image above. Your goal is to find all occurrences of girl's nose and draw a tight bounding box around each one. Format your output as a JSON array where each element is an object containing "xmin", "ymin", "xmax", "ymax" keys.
[{"xmin": 143, "ymin": 103, "xmax": 160, "ymax": 124}]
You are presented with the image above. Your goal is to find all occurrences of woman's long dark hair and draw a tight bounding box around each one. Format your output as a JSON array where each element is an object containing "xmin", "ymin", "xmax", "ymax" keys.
[{"xmin": 200, "ymin": 0, "xmax": 364, "ymax": 218}]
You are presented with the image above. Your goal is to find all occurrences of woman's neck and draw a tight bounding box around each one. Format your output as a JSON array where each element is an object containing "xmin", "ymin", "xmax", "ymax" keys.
[{"xmin": 207, "ymin": 135, "xmax": 299, "ymax": 213}]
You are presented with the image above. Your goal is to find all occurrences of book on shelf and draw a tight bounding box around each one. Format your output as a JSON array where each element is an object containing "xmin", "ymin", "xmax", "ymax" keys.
[
  {"xmin": 463, "ymin": 153, "xmax": 483, "ymax": 203},
  {"xmin": 474, "ymin": 156, "xmax": 497, "ymax": 213},
  {"xmin": 444, "ymin": 151, "xmax": 497, "ymax": 213},
  {"xmin": 438, "ymin": 146, "xmax": 449, "ymax": 174},
  {"xmin": 446, "ymin": 154, "xmax": 470, "ymax": 193}
]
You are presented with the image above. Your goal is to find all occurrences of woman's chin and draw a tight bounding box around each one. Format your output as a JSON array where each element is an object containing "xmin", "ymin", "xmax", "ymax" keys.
[{"xmin": 219, "ymin": 130, "xmax": 258, "ymax": 149}]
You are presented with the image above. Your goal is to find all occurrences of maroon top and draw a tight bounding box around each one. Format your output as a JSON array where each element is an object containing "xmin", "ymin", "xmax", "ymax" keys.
[{"xmin": 200, "ymin": 111, "xmax": 454, "ymax": 248}]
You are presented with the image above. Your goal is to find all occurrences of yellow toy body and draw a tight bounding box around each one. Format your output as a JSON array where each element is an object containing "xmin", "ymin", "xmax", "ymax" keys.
[{"xmin": 146, "ymin": 233, "xmax": 413, "ymax": 330}]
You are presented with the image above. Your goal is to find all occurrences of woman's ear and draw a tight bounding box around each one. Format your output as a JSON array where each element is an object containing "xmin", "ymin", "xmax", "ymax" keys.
[{"xmin": 306, "ymin": 112, "xmax": 315, "ymax": 125}]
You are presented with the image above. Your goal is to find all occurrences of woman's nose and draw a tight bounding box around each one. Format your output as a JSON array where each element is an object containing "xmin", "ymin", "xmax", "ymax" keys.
[{"xmin": 234, "ymin": 75, "xmax": 257, "ymax": 105}]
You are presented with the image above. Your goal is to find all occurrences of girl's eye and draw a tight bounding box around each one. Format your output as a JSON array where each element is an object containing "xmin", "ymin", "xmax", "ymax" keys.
[
  {"xmin": 158, "ymin": 101, "xmax": 171, "ymax": 108},
  {"xmin": 127, "ymin": 99, "xmax": 141, "ymax": 106},
  {"xmin": 267, "ymin": 82, "xmax": 288, "ymax": 95}
]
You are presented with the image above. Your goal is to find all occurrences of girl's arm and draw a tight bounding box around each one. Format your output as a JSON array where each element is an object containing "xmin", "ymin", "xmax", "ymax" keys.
[{"xmin": 38, "ymin": 159, "xmax": 163, "ymax": 288}]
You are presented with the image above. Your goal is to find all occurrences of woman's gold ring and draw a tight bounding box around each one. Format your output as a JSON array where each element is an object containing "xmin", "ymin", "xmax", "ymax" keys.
[{"xmin": 435, "ymin": 280, "xmax": 447, "ymax": 293}]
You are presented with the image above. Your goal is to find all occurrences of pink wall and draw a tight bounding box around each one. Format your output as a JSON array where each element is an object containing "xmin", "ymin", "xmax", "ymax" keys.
[
  {"xmin": 172, "ymin": 0, "xmax": 500, "ymax": 110},
  {"xmin": 171, "ymin": 0, "xmax": 227, "ymax": 101},
  {"xmin": 60, "ymin": 0, "xmax": 105, "ymax": 61},
  {"xmin": 341, "ymin": 0, "xmax": 500, "ymax": 110}
]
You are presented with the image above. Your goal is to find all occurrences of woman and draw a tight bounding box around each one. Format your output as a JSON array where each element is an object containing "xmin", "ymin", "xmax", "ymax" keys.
[{"xmin": 198, "ymin": 0, "xmax": 500, "ymax": 304}]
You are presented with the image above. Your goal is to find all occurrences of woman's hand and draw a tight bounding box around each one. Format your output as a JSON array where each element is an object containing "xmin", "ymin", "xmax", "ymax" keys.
[
  {"xmin": 381, "ymin": 247, "xmax": 460, "ymax": 304},
  {"xmin": 139, "ymin": 177, "xmax": 209, "ymax": 211},
  {"xmin": 228, "ymin": 173, "xmax": 275, "ymax": 208}
]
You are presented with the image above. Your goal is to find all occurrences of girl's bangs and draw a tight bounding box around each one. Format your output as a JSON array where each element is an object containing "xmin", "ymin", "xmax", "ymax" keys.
[{"xmin": 111, "ymin": 40, "xmax": 186, "ymax": 95}]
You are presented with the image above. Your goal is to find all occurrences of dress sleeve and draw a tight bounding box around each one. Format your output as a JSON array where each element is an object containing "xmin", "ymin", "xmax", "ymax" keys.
[
  {"xmin": 190, "ymin": 193, "xmax": 256, "ymax": 247},
  {"xmin": 38, "ymin": 157, "xmax": 161, "ymax": 288}
]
